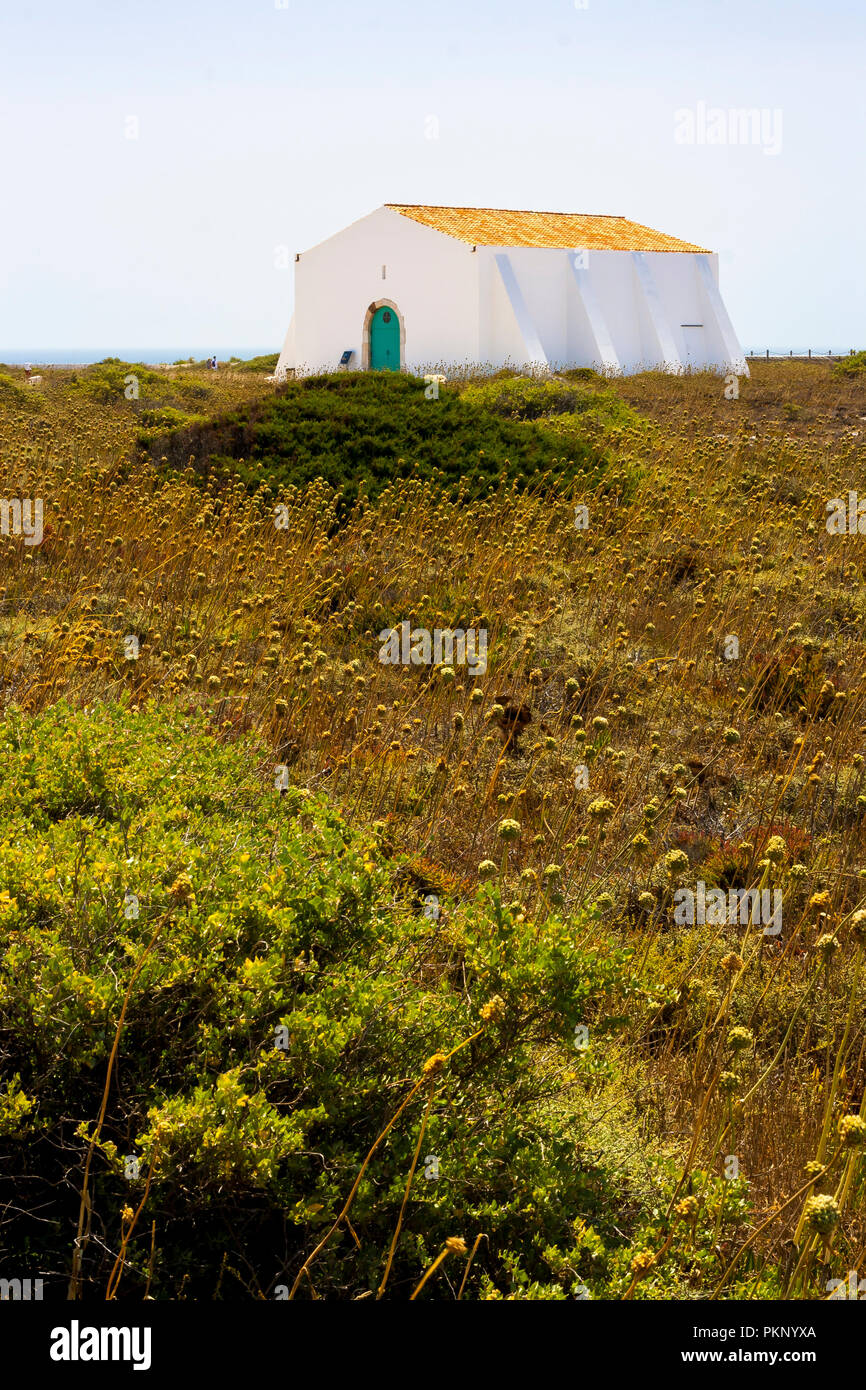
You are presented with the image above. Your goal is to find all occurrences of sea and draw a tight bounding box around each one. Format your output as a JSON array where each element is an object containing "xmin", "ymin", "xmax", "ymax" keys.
[{"xmin": 0, "ymin": 349, "xmax": 275, "ymax": 367}]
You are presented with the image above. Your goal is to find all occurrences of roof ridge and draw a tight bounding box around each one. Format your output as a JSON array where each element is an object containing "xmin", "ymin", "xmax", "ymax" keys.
[{"xmin": 386, "ymin": 203, "xmax": 627, "ymax": 218}]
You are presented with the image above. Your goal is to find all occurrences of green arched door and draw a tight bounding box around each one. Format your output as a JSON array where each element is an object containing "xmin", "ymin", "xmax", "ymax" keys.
[{"xmin": 370, "ymin": 306, "xmax": 400, "ymax": 370}]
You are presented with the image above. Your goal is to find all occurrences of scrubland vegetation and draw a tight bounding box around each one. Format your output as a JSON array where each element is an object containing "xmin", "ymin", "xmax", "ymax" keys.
[{"xmin": 1, "ymin": 356, "xmax": 865, "ymax": 1299}]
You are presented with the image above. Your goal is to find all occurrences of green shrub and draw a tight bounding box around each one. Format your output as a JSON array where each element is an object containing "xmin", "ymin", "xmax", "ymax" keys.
[
  {"xmin": 138, "ymin": 370, "xmax": 635, "ymax": 512},
  {"xmin": 461, "ymin": 374, "xmax": 634, "ymax": 427},
  {"xmin": 229, "ymin": 353, "xmax": 280, "ymax": 373},
  {"xmin": 138, "ymin": 406, "xmax": 205, "ymax": 430},
  {"xmin": 67, "ymin": 361, "xmax": 215, "ymax": 410},
  {"xmin": 0, "ymin": 371, "xmax": 43, "ymax": 411},
  {"xmin": 0, "ymin": 699, "xmax": 647, "ymax": 1299},
  {"xmin": 832, "ymin": 350, "xmax": 866, "ymax": 378},
  {"xmin": 68, "ymin": 360, "xmax": 167, "ymax": 404}
]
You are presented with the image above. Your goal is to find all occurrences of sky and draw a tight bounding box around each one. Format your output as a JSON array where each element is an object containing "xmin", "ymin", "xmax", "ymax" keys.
[{"xmin": 1, "ymin": 0, "xmax": 864, "ymax": 359}]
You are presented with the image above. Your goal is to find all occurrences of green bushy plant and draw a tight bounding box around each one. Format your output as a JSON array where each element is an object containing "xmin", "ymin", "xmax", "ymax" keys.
[
  {"xmin": 0, "ymin": 371, "xmax": 43, "ymax": 411},
  {"xmin": 832, "ymin": 349, "xmax": 866, "ymax": 378},
  {"xmin": 229, "ymin": 353, "xmax": 280, "ymax": 373},
  {"xmin": 461, "ymin": 373, "xmax": 635, "ymax": 428},
  {"xmin": 137, "ymin": 370, "xmax": 630, "ymax": 512},
  {"xmin": 67, "ymin": 360, "xmax": 215, "ymax": 411},
  {"xmin": 0, "ymin": 699, "xmax": 650, "ymax": 1300}
]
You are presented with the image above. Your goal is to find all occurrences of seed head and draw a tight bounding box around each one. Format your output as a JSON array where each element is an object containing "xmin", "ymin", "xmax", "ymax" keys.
[
  {"xmin": 664, "ymin": 849, "xmax": 689, "ymax": 879},
  {"xmin": 674, "ymin": 1196, "xmax": 699, "ymax": 1222},
  {"xmin": 814, "ymin": 933, "xmax": 839, "ymax": 960},
  {"xmin": 803, "ymin": 1193, "xmax": 840, "ymax": 1237},
  {"xmin": 480, "ymin": 994, "xmax": 506, "ymax": 1023},
  {"xmin": 727, "ymin": 1025, "xmax": 754, "ymax": 1053},
  {"xmin": 719, "ymin": 952, "xmax": 744, "ymax": 975},
  {"xmin": 838, "ymin": 1115, "xmax": 866, "ymax": 1148},
  {"xmin": 849, "ymin": 909, "xmax": 866, "ymax": 945},
  {"xmin": 168, "ymin": 874, "xmax": 194, "ymax": 904}
]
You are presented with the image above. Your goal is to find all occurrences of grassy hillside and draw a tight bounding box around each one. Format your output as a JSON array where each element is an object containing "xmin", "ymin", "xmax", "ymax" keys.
[{"xmin": 0, "ymin": 358, "xmax": 865, "ymax": 1299}]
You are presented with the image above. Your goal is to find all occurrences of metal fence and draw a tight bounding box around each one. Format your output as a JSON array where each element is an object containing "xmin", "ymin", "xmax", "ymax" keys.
[{"xmin": 746, "ymin": 348, "xmax": 862, "ymax": 361}]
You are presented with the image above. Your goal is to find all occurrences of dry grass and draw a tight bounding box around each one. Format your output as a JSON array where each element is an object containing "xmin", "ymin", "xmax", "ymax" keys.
[{"xmin": 2, "ymin": 358, "xmax": 866, "ymax": 1294}]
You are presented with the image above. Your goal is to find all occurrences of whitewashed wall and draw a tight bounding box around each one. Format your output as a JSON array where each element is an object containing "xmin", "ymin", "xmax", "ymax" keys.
[
  {"xmin": 276, "ymin": 208, "xmax": 746, "ymax": 378},
  {"xmin": 278, "ymin": 207, "xmax": 479, "ymax": 375},
  {"xmin": 479, "ymin": 247, "xmax": 740, "ymax": 373}
]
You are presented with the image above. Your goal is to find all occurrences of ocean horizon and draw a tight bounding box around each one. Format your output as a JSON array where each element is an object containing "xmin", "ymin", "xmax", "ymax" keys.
[
  {"xmin": 0, "ymin": 349, "xmax": 276, "ymax": 366},
  {"xmin": 1, "ymin": 348, "xmax": 858, "ymax": 369}
]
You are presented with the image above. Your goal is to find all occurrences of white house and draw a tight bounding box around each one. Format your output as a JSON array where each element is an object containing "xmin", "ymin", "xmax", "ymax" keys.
[{"xmin": 275, "ymin": 204, "xmax": 748, "ymax": 379}]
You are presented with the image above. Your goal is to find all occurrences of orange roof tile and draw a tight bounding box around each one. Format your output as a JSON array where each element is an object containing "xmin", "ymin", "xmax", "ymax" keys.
[{"xmin": 385, "ymin": 204, "xmax": 710, "ymax": 253}]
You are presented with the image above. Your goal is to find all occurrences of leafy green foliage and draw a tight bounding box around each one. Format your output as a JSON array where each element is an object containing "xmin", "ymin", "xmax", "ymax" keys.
[
  {"xmin": 833, "ymin": 349, "xmax": 866, "ymax": 378},
  {"xmin": 228, "ymin": 353, "xmax": 280, "ymax": 373},
  {"xmin": 0, "ymin": 700, "xmax": 654, "ymax": 1299},
  {"xmin": 137, "ymin": 370, "xmax": 634, "ymax": 511},
  {"xmin": 0, "ymin": 371, "xmax": 43, "ymax": 412},
  {"xmin": 461, "ymin": 373, "xmax": 636, "ymax": 427},
  {"xmin": 67, "ymin": 360, "xmax": 215, "ymax": 410}
]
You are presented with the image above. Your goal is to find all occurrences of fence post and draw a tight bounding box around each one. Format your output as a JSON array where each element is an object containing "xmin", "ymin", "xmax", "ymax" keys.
[
  {"xmin": 766, "ymin": 348, "xmax": 769, "ymax": 359},
  {"xmin": 808, "ymin": 348, "xmax": 811, "ymax": 359}
]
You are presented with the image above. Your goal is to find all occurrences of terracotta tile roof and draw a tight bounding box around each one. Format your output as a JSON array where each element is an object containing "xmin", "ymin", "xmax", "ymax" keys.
[{"xmin": 386, "ymin": 204, "xmax": 710, "ymax": 252}]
